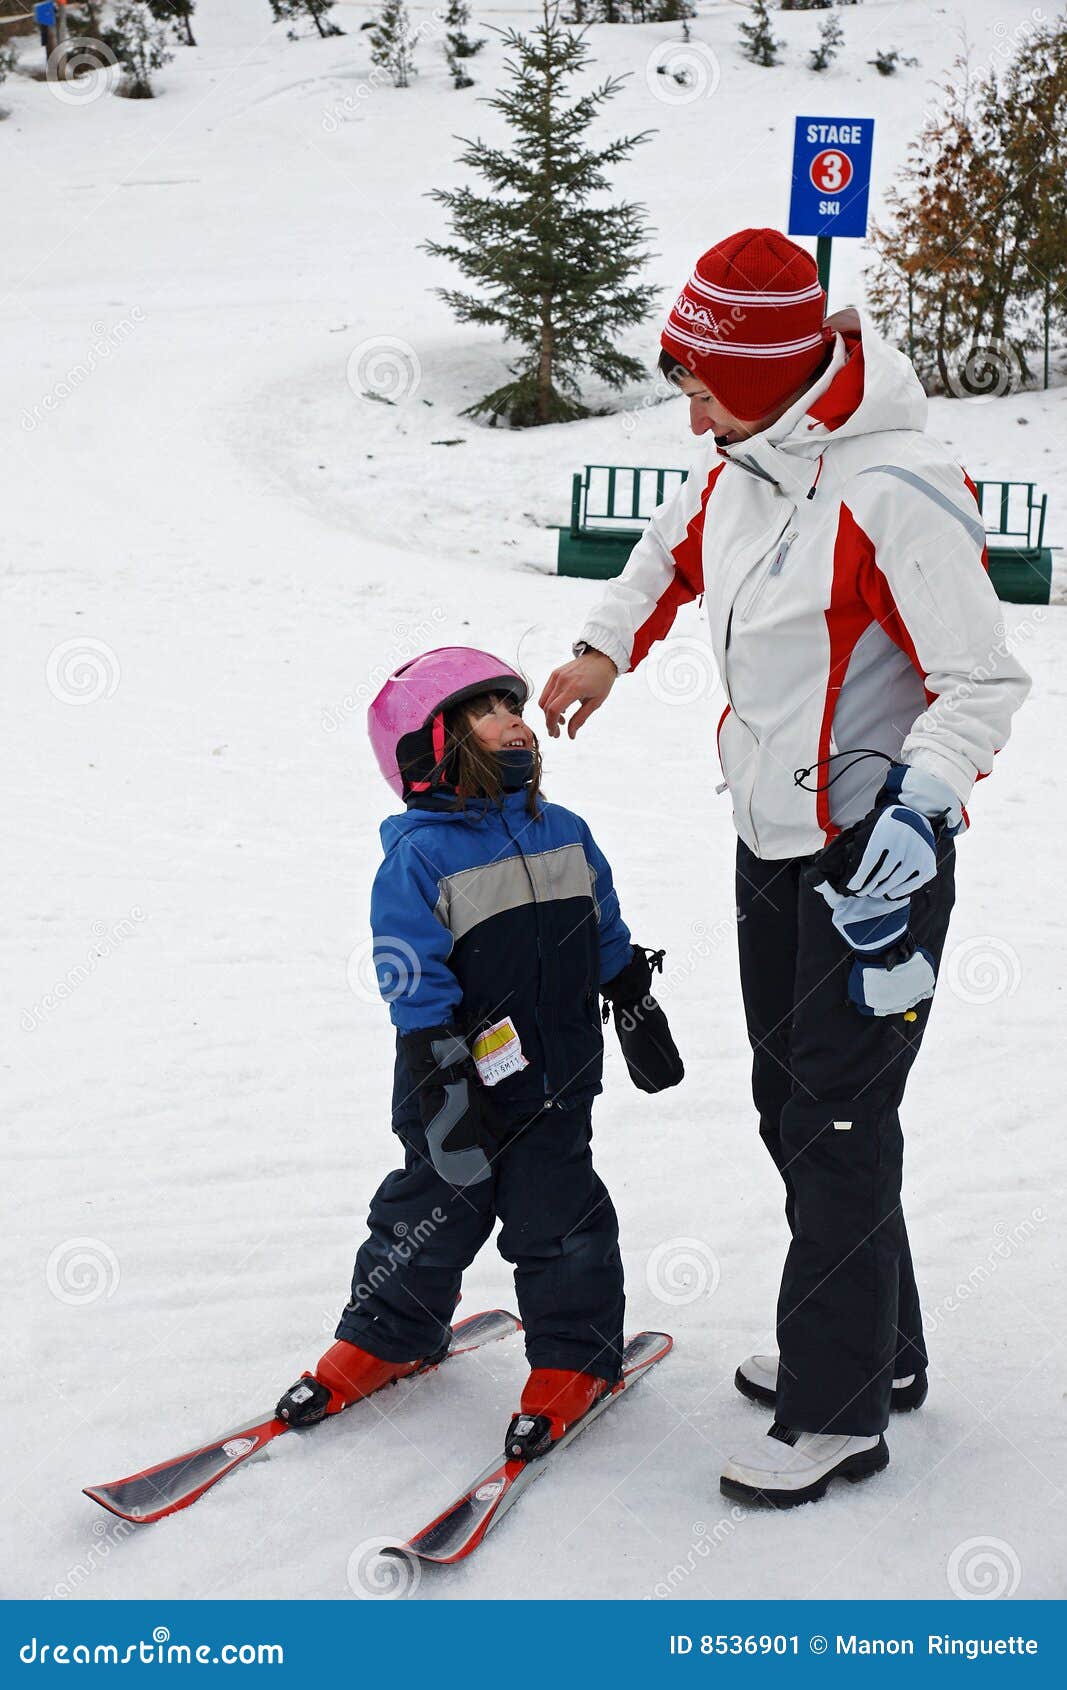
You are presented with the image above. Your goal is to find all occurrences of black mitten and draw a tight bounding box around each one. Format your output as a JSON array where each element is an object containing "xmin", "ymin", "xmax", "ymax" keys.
[
  {"xmin": 401, "ymin": 1027, "xmax": 493, "ymax": 1187},
  {"xmin": 600, "ymin": 946, "xmax": 684, "ymax": 1095}
]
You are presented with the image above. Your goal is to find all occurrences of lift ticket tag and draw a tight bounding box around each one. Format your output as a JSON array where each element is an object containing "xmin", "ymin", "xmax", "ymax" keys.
[{"xmin": 471, "ymin": 1018, "xmax": 529, "ymax": 1087}]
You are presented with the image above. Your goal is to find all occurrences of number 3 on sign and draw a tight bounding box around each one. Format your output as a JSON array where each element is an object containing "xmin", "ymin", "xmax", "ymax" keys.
[{"xmin": 809, "ymin": 149, "xmax": 854, "ymax": 193}]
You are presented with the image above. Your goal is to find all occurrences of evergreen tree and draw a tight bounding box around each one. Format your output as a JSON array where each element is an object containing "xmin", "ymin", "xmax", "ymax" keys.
[
  {"xmin": 61, "ymin": 4, "xmax": 115, "ymax": 64},
  {"xmin": 564, "ymin": 0, "xmax": 692, "ymax": 18},
  {"xmin": 370, "ymin": 0, "xmax": 416, "ymax": 87},
  {"xmin": 646, "ymin": 0, "xmax": 695, "ymax": 23},
  {"xmin": 269, "ymin": 0, "xmax": 343, "ymax": 41},
  {"xmin": 868, "ymin": 47, "xmax": 917, "ymax": 76},
  {"xmin": 444, "ymin": 0, "xmax": 484, "ymax": 59},
  {"xmin": 103, "ymin": 2, "xmax": 174, "ymax": 98},
  {"xmin": 425, "ymin": 1, "xmax": 657, "ymax": 426},
  {"xmin": 445, "ymin": 47, "xmax": 473, "ymax": 89},
  {"xmin": 738, "ymin": 1, "xmax": 782, "ymax": 68},
  {"xmin": 809, "ymin": 12, "xmax": 843, "ymax": 71},
  {"xmin": 0, "ymin": 40, "xmax": 16, "ymax": 88},
  {"xmin": 146, "ymin": 1, "xmax": 196, "ymax": 46},
  {"xmin": 67, "ymin": 3, "xmax": 104, "ymax": 39}
]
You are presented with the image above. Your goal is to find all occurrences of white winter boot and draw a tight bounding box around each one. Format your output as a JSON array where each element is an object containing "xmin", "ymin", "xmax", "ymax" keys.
[{"xmin": 720, "ymin": 1422, "xmax": 889, "ymax": 1508}]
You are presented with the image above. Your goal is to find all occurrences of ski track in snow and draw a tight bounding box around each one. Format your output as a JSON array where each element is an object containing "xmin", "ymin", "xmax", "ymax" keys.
[{"xmin": 3, "ymin": 0, "xmax": 1065, "ymax": 1603}]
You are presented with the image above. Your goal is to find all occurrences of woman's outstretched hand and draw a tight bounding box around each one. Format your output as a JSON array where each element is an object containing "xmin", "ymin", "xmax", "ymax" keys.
[{"xmin": 539, "ymin": 649, "xmax": 618, "ymax": 738}]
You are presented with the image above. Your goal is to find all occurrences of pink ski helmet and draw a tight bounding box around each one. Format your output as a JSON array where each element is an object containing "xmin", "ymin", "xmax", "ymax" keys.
[{"xmin": 368, "ymin": 646, "xmax": 529, "ymax": 796}]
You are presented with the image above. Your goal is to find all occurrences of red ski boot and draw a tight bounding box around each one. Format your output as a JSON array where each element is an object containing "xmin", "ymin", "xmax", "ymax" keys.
[
  {"xmin": 275, "ymin": 1340, "xmax": 430, "ymax": 1427},
  {"xmin": 505, "ymin": 1368, "xmax": 610, "ymax": 1461}
]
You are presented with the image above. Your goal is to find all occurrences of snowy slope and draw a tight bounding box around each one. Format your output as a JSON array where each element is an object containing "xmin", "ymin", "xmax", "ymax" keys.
[{"xmin": 2, "ymin": 0, "xmax": 1065, "ymax": 1603}]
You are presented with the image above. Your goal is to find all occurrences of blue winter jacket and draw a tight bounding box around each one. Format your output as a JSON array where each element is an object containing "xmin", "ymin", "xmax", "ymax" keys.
[{"xmin": 370, "ymin": 789, "xmax": 633, "ymax": 1127}]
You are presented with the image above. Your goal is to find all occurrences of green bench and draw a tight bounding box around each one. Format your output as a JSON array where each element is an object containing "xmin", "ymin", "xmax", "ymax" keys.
[
  {"xmin": 556, "ymin": 464, "xmax": 1054, "ymax": 605},
  {"xmin": 972, "ymin": 480, "xmax": 1053, "ymax": 605}
]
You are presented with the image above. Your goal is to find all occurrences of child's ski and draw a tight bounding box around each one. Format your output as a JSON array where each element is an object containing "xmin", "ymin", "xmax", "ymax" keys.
[
  {"xmin": 388, "ymin": 1329, "xmax": 673, "ymax": 1565},
  {"xmin": 83, "ymin": 1308, "xmax": 521, "ymax": 1525}
]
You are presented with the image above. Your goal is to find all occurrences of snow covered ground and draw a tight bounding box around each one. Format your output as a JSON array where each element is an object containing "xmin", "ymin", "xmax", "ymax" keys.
[{"xmin": 3, "ymin": 0, "xmax": 1065, "ymax": 1603}]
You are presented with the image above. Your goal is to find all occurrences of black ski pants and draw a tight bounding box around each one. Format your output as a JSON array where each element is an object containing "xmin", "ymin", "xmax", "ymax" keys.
[
  {"xmin": 736, "ymin": 833, "xmax": 956, "ymax": 1435},
  {"xmin": 335, "ymin": 1103, "xmax": 625, "ymax": 1384}
]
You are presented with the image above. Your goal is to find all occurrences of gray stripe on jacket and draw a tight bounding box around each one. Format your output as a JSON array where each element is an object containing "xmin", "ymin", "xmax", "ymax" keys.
[
  {"xmin": 859, "ymin": 464, "xmax": 987, "ymax": 551},
  {"xmin": 433, "ymin": 844, "xmax": 597, "ymax": 943}
]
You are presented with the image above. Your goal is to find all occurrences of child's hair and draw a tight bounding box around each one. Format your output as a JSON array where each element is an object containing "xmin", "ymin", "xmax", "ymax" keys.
[{"xmin": 444, "ymin": 693, "xmax": 542, "ymax": 819}]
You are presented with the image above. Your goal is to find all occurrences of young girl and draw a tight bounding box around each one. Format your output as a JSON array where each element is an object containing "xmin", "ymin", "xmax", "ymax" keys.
[{"xmin": 277, "ymin": 646, "xmax": 682, "ymax": 1455}]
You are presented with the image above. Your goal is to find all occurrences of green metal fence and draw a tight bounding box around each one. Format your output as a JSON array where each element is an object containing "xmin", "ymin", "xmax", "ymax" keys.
[{"xmin": 557, "ymin": 466, "xmax": 1054, "ymax": 604}]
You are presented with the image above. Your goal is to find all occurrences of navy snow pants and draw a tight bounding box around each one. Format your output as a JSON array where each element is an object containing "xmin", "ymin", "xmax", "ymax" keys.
[
  {"xmin": 335, "ymin": 1103, "xmax": 625, "ymax": 1385},
  {"xmin": 736, "ymin": 833, "xmax": 956, "ymax": 1436}
]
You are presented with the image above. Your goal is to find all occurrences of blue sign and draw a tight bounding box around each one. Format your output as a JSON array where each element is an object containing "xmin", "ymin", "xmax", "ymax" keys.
[{"xmin": 788, "ymin": 116, "xmax": 875, "ymax": 239}]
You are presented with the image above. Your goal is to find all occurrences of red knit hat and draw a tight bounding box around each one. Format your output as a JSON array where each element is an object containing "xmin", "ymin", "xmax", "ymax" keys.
[{"xmin": 661, "ymin": 228, "xmax": 832, "ymax": 422}]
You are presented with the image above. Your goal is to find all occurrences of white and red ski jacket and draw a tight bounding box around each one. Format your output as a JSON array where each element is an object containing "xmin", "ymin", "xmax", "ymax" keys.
[{"xmin": 579, "ymin": 310, "xmax": 1031, "ymax": 860}]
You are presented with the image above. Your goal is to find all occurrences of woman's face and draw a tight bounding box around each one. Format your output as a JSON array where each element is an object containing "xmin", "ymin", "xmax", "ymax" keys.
[
  {"xmin": 466, "ymin": 694, "xmax": 535, "ymax": 754},
  {"xmin": 674, "ymin": 373, "xmax": 758, "ymax": 446}
]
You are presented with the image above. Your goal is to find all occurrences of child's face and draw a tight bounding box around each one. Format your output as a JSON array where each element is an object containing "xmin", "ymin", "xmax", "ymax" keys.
[{"xmin": 465, "ymin": 693, "xmax": 535, "ymax": 754}]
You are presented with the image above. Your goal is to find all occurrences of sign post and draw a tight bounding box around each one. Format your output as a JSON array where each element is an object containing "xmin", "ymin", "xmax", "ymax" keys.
[{"xmin": 788, "ymin": 117, "xmax": 875, "ymax": 304}]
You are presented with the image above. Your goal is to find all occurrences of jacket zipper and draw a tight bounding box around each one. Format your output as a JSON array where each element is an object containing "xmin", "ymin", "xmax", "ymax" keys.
[
  {"xmin": 500, "ymin": 810, "xmax": 554, "ymax": 1107},
  {"xmin": 737, "ymin": 523, "xmax": 798, "ymax": 623},
  {"xmin": 715, "ymin": 705, "xmax": 731, "ymax": 798},
  {"xmin": 719, "ymin": 614, "xmax": 761, "ymax": 853}
]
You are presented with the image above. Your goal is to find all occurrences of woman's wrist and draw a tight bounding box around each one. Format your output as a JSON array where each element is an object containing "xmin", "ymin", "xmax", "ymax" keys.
[{"xmin": 572, "ymin": 640, "xmax": 617, "ymax": 673}]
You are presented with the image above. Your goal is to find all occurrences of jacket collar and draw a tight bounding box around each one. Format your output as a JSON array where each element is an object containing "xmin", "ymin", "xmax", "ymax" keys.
[
  {"xmin": 717, "ymin": 308, "xmax": 927, "ymax": 496},
  {"xmin": 402, "ymin": 786, "xmax": 533, "ymax": 823},
  {"xmin": 718, "ymin": 331, "xmax": 848, "ymax": 497}
]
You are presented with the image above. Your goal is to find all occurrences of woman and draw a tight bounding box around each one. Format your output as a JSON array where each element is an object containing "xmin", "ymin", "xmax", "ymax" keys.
[{"xmin": 539, "ymin": 227, "xmax": 1030, "ymax": 1508}]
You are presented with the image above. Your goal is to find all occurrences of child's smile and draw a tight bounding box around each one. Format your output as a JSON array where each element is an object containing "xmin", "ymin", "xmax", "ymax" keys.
[{"xmin": 468, "ymin": 695, "xmax": 536, "ymax": 755}]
